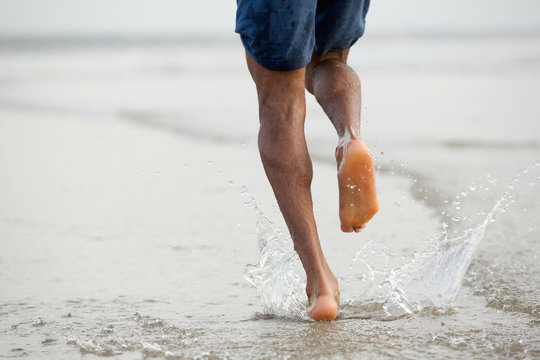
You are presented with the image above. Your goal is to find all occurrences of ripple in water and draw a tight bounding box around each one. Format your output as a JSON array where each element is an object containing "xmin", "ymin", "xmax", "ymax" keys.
[{"xmin": 242, "ymin": 162, "xmax": 540, "ymax": 320}]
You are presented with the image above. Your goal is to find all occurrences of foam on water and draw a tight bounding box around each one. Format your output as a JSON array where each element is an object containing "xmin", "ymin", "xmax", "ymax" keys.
[{"xmin": 243, "ymin": 162, "xmax": 540, "ymax": 320}]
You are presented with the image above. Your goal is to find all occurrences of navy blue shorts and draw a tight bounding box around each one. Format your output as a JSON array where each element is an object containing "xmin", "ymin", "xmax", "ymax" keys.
[{"xmin": 235, "ymin": 0, "xmax": 370, "ymax": 71}]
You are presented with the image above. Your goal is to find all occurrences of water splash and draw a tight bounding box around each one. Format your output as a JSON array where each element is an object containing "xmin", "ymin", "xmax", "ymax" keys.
[
  {"xmin": 242, "ymin": 186, "xmax": 309, "ymax": 320},
  {"xmin": 242, "ymin": 162, "xmax": 540, "ymax": 320}
]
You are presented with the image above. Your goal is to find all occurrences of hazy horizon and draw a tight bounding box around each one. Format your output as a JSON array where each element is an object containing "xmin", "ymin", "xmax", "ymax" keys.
[{"xmin": 1, "ymin": 0, "xmax": 539, "ymax": 39}]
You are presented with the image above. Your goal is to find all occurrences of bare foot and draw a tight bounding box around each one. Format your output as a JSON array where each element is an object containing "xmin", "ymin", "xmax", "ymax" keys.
[
  {"xmin": 307, "ymin": 270, "xmax": 339, "ymax": 321},
  {"xmin": 336, "ymin": 139, "xmax": 379, "ymax": 233}
]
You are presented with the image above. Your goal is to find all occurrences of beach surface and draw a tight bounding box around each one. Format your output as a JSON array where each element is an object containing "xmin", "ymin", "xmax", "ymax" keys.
[{"xmin": 0, "ymin": 35, "xmax": 539, "ymax": 359}]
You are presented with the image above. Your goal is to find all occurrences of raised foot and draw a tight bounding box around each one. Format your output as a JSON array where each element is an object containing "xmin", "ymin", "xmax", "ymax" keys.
[{"xmin": 336, "ymin": 139, "xmax": 379, "ymax": 233}]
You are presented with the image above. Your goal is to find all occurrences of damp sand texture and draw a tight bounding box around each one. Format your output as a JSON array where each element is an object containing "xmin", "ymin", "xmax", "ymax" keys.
[{"xmin": 1, "ymin": 37, "xmax": 540, "ymax": 359}]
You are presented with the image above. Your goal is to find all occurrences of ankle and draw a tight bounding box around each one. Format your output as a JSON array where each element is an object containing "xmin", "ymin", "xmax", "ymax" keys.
[{"xmin": 307, "ymin": 268, "xmax": 338, "ymax": 295}]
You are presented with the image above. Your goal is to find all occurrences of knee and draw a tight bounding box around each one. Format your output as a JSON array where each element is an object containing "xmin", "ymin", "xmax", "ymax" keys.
[
  {"xmin": 258, "ymin": 93, "xmax": 305, "ymax": 135},
  {"xmin": 257, "ymin": 109, "xmax": 313, "ymax": 184},
  {"xmin": 257, "ymin": 113, "xmax": 295, "ymax": 164},
  {"xmin": 254, "ymin": 81, "xmax": 309, "ymax": 175}
]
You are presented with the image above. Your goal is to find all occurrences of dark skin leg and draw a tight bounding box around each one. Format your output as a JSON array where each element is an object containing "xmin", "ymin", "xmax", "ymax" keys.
[
  {"xmin": 306, "ymin": 50, "xmax": 379, "ymax": 233},
  {"xmin": 245, "ymin": 49, "xmax": 378, "ymax": 320},
  {"xmin": 246, "ymin": 53, "xmax": 339, "ymax": 321}
]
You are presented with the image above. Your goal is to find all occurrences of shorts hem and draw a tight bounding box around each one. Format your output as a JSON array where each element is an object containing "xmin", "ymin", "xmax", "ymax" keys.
[
  {"xmin": 239, "ymin": 34, "xmax": 311, "ymax": 71},
  {"xmin": 314, "ymin": 29, "xmax": 365, "ymax": 57}
]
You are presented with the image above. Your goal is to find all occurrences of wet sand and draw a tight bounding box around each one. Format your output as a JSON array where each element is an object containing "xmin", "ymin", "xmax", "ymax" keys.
[{"xmin": 0, "ymin": 36, "xmax": 539, "ymax": 359}]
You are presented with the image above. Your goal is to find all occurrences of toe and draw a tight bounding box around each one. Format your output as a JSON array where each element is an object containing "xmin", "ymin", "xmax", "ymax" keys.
[
  {"xmin": 341, "ymin": 225, "xmax": 354, "ymax": 232},
  {"xmin": 353, "ymin": 226, "xmax": 362, "ymax": 232}
]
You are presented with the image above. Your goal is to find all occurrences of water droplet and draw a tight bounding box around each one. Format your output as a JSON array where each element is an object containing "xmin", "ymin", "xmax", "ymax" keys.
[
  {"xmin": 228, "ymin": 180, "xmax": 235, "ymax": 186},
  {"xmin": 207, "ymin": 161, "xmax": 212, "ymax": 166}
]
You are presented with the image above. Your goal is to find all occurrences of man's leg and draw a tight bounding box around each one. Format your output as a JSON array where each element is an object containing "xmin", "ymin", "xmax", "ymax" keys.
[
  {"xmin": 246, "ymin": 53, "xmax": 339, "ymax": 321},
  {"xmin": 306, "ymin": 50, "xmax": 379, "ymax": 233}
]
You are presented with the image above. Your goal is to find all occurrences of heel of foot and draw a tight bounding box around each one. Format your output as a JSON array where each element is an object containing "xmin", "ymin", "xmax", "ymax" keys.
[{"xmin": 308, "ymin": 294, "xmax": 339, "ymax": 321}]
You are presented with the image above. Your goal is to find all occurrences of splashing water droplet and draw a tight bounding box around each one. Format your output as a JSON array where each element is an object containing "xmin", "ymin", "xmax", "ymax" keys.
[
  {"xmin": 242, "ymin": 186, "xmax": 308, "ymax": 319},
  {"xmin": 241, "ymin": 162, "xmax": 540, "ymax": 321}
]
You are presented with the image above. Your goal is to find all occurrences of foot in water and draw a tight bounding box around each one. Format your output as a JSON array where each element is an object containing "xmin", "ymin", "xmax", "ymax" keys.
[
  {"xmin": 336, "ymin": 139, "xmax": 379, "ymax": 233},
  {"xmin": 307, "ymin": 269, "xmax": 340, "ymax": 321}
]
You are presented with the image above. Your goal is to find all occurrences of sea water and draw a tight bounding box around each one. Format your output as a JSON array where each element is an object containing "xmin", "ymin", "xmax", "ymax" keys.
[
  {"xmin": 244, "ymin": 163, "xmax": 540, "ymax": 323},
  {"xmin": 1, "ymin": 39, "xmax": 539, "ymax": 359}
]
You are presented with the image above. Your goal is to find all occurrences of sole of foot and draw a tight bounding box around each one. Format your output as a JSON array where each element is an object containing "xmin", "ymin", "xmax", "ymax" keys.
[{"xmin": 336, "ymin": 139, "xmax": 379, "ymax": 233}]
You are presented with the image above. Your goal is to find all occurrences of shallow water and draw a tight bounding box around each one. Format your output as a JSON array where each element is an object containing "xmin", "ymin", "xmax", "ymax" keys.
[
  {"xmin": 1, "ymin": 38, "xmax": 540, "ymax": 359},
  {"xmin": 245, "ymin": 163, "xmax": 540, "ymax": 321},
  {"xmin": 1, "ymin": 163, "xmax": 539, "ymax": 359}
]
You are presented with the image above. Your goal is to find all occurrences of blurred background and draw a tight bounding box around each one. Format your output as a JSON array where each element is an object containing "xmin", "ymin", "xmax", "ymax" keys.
[
  {"xmin": 0, "ymin": 1, "xmax": 539, "ymax": 359},
  {"xmin": 1, "ymin": 0, "xmax": 540, "ymax": 38}
]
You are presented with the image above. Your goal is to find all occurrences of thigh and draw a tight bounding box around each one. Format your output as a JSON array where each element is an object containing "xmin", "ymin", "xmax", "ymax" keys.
[
  {"xmin": 235, "ymin": 0, "xmax": 317, "ymax": 71},
  {"xmin": 246, "ymin": 52, "xmax": 306, "ymax": 111},
  {"xmin": 314, "ymin": 0, "xmax": 370, "ymax": 56}
]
